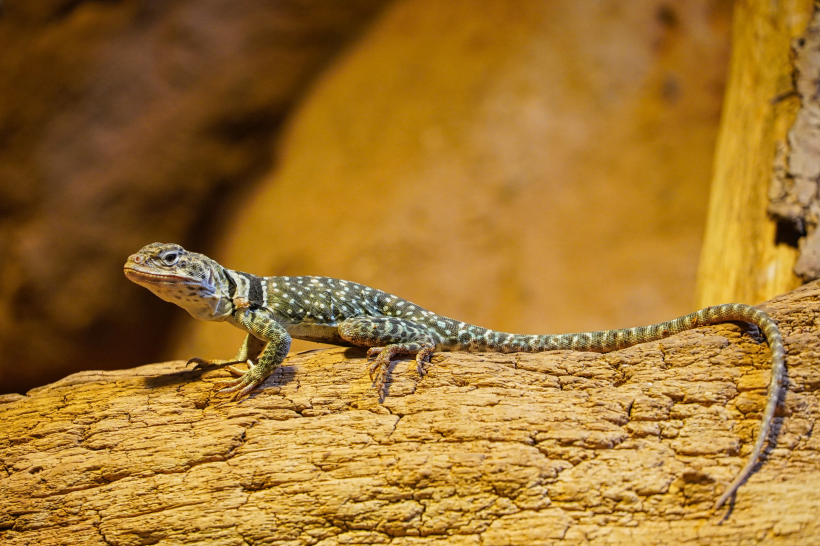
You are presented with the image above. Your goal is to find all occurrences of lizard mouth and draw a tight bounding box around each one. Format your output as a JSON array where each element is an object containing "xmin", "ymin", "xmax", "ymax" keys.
[{"xmin": 123, "ymin": 267, "xmax": 195, "ymax": 284}]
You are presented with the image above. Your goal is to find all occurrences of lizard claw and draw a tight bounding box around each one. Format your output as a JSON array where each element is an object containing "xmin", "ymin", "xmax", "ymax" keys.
[
  {"xmin": 214, "ymin": 360, "xmax": 264, "ymax": 400},
  {"xmin": 366, "ymin": 345, "xmax": 432, "ymax": 396},
  {"xmin": 187, "ymin": 357, "xmax": 245, "ymax": 371},
  {"xmin": 366, "ymin": 347, "xmax": 389, "ymax": 396},
  {"xmin": 368, "ymin": 351, "xmax": 396, "ymax": 396},
  {"xmin": 225, "ymin": 359, "xmax": 255, "ymax": 377},
  {"xmin": 415, "ymin": 347, "xmax": 434, "ymax": 377},
  {"xmin": 187, "ymin": 357, "xmax": 212, "ymax": 370},
  {"xmin": 368, "ymin": 357, "xmax": 386, "ymax": 383},
  {"xmin": 366, "ymin": 347, "xmax": 384, "ymax": 359},
  {"xmin": 218, "ymin": 381, "xmax": 261, "ymax": 401}
]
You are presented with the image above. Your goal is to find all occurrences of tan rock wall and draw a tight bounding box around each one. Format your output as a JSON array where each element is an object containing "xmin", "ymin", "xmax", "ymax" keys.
[{"xmin": 175, "ymin": 0, "xmax": 732, "ymax": 363}]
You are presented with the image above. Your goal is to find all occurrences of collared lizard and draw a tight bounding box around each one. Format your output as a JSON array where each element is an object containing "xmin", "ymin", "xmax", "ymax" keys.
[{"xmin": 124, "ymin": 242, "xmax": 785, "ymax": 510}]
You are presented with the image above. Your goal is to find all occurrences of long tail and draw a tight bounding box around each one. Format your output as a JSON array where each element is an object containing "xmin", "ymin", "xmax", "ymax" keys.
[{"xmin": 477, "ymin": 303, "xmax": 784, "ymax": 510}]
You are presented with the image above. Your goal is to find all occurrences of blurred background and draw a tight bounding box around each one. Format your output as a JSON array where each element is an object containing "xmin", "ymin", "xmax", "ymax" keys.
[{"xmin": 0, "ymin": 0, "xmax": 733, "ymax": 395}]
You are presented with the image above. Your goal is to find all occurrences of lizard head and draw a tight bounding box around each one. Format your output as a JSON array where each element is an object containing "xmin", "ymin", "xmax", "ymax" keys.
[{"xmin": 124, "ymin": 242, "xmax": 232, "ymax": 320}]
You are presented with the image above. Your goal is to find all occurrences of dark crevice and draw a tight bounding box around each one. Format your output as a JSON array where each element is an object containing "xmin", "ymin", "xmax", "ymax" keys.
[
  {"xmin": 656, "ymin": 5, "xmax": 679, "ymax": 28},
  {"xmin": 774, "ymin": 219, "xmax": 804, "ymax": 248},
  {"xmin": 48, "ymin": 0, "xmax": 126, "ymax": 23}
]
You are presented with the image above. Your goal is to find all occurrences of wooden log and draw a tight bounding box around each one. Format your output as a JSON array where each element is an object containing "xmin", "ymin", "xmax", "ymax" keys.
[
  {"xmin": 696, "ymin": 0, "xmax": 813, "ymax": 307},
  {"xmin": 2, "ymin": 282, "xmax": 820, "ymax": 544}
]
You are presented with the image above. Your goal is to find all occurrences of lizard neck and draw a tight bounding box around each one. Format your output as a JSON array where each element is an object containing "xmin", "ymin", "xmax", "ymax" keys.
[
  {"xmin": 221, "ymin": 268, "xmax": 268, "ymax": 312},
  {"xmin": 172, "ymin": 261, "xmax": 235, "ymax": 322},
  {"xmin": 179, "ymin": 264, "xmax": 270, "ymax": 322}
]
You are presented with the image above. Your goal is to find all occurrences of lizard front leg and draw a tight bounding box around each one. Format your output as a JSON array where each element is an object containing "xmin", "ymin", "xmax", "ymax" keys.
[
  {"xmin": 215, "ymin": 309, "xmax": 291, "ymax": 400},
  {"xmin": 338, "ymin": 316, "xmax": 436, "ymax": 395}
]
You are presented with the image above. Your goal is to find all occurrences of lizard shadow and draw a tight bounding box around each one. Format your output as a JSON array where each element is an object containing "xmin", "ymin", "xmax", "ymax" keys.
[
  {"xmin": 140, "ymin": 361, "xmax": 298, "ymax": 393},
  {"xmin": 342, "ymin": 347, "xmax": 370, "ymax": 361},
  {"xmin": 140, "ymin": 347, "xmax": 384, "ymax": 395},
  {"xmin": 712, "ymin": 365, "xmax": 790, "ymax": 524},
  {"xmin": 712, "ymin": 415, "xmax": 785, "ymax": 524},
  {"xmin": 342, "ymin": 347, "xmax": 406, "ymax": 400}
]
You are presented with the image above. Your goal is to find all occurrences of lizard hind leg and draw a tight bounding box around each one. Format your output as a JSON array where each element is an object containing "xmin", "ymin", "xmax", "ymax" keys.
[{"xmin": 339, "ymin": 316, "xmax": 436, "ymax": 395}]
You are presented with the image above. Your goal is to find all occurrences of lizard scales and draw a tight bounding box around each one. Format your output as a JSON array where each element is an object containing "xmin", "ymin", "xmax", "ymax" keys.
[{"xmin": 124, "ymin": 242, "xmax": 785, "ymax": 511}]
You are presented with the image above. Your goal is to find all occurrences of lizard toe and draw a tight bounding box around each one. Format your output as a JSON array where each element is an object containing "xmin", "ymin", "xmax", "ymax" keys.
[
  {"xmin": 215, "ymin": 363, "xmax": 270, "ymax": 400},
  {"xmin": 366, "ymin": 347, "xmax": 385, "ymax": 359},
  {"xmin": 368, "ymin": 355, "xmax": 389, "ymax": 382},
  {"xmin": 225, "ymin": 360, "xmax": 255, "ymax": 377},
  {"xmin": 187, "ymin": 357, "xmax": 212, "ymax": 370},
  {"xmin": 415, "ymin": 347, "xmax": 434, "ymax": 376},
  {"xmin": 369, "ymin": 355, "xmax": 393, "ymax": 394},
  {"xmin": 189, "ymin": 357, "xmax": 247, "ymax": 371},
  {"xmin": 234, "ymin": 381, "xmax": 260, "ymax": 400},
  {"xmin": 214, "ymin": 377, "xmax": 244, "ymax": 390}
]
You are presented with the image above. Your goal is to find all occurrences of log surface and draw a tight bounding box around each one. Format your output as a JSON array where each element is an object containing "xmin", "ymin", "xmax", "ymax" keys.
[{"xmin": 3, "ymin": 284, "xmax": 820, "ymax": 545}]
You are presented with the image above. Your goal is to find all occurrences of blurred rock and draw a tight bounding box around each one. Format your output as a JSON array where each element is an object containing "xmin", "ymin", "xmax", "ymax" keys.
[
  {"xmin": 0, "ymin": 0, "xmax": 392, "ymax": 394},
  {"xmin": 176, "ymin": 0, "xmax": 733, "ymax": 362}
]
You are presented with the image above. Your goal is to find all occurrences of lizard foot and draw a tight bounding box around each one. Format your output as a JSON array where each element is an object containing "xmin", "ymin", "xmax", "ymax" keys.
[
  {"xmin": 367, "ymin": 344, "xmax": 435, "ymax": 396},
  {"xmin": 367, "ymin": 347, "xmax": 388, "ymax": 392},
  {"xmin": 414, "ymin": 346, "xmax": 434, "ymax": 377},
  {"xmin": 213, "ymin": 360, "xmax": 267, "ymax": 400}
]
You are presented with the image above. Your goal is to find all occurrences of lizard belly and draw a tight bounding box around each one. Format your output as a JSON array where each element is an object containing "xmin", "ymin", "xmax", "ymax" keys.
[{"xmin": 284, "ymin": 322, "xmax": 351, "ymax": 345}]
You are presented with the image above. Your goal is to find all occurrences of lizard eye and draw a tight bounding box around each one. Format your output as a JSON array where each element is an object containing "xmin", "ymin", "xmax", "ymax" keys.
[{"xmin": 160, "ymin": 251, "xmax": 180, "ymax": 266}]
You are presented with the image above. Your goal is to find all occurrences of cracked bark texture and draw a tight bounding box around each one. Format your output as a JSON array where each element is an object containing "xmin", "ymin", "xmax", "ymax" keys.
[
  {"xmin": 768, "ymin": 2, "xmax": 820, "ymax": 281},
  {"xmin": 3, "ymin": 283, "xmax": 820, "ymax": 545},
  {"xmin": 696, "ymin": 0, "xmax": 812, "ymax": 307}
]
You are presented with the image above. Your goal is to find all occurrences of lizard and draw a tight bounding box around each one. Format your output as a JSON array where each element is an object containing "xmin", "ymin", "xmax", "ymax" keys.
[{"xmin": 124, "ymin": 242, "xmax": 785, "ymax": 511}]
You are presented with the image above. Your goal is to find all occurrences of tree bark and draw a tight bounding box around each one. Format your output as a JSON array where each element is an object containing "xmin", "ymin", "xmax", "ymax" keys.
[
  {"xmin": 3, "ymin": 283, "xmax": 820, "ymax": 545},
  {"xmin": 697, "ymin": 0, "xmax": 813, "ymax": 307}
]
